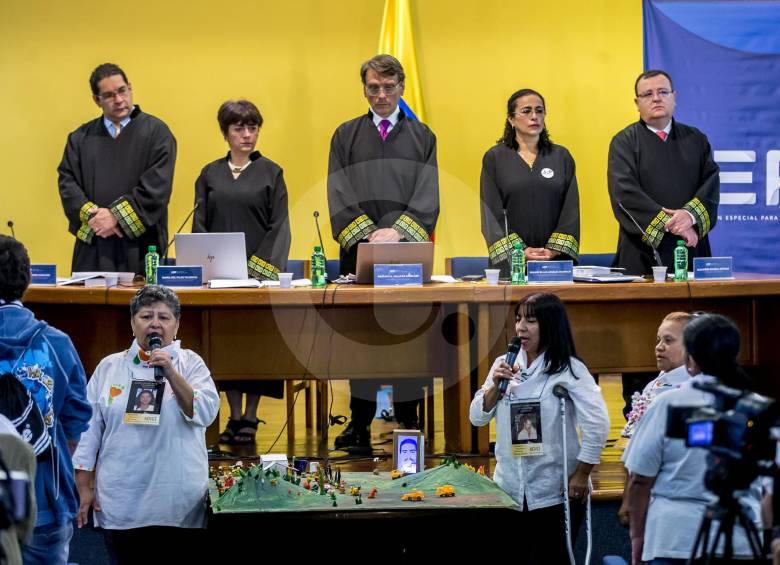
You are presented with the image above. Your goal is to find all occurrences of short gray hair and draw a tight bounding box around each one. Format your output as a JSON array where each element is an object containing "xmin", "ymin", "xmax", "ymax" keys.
[
  {"xmin": 130, "ymin": 285, "xmax": 181, "ymax": 320},
  {"xmin": 360, "ymin": 54, "xmax": 405, "ymax": 85}
]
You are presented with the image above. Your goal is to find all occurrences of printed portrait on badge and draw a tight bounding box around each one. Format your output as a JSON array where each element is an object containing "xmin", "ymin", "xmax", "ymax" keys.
[
  {"xmin": 124, "ymin": 380, "xmax": 165, "ymax": 425},
  {"xmin": 541, "ymin": 168, "xmax": 554, "ymax": 179},
  {"xmin": 511, "ymin": 401, "xmax": 543, "ymax": 457}
]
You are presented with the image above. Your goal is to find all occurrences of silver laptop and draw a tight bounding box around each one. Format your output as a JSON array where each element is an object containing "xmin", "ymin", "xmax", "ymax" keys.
[
  {"xmin": 355, "ymin": 242, "xmax": 434, "ymax": 284},
  {"xmin": 174, "ymin": 233, "xmax": 248, "ymax": 281}
]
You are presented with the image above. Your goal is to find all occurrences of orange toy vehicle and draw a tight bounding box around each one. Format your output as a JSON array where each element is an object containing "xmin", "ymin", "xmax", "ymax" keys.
[
  {"xmin": 401, "ymin": 490, "xmax": 425, "ymax": 501},
  {"xmin": 436, "ymin": 485, "xmax": 455, "ymax": 497}
]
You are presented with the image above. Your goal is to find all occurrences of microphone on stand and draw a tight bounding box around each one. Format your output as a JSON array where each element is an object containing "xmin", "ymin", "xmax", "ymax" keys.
[
  {"xmin": 7, "ymin": 221, "xmax": 15, "ymax": 239},
  {"xmin": 503, "ymin": 209, "xmax": 509, "ymax": 240},
  {"xmin": 162, "ymin": 203, "xmax": 199, "ymax": 265},
  {"xmin": 313, "ymin": 211, "xmax": 326, "ymax": 260},
  {"xmin": 617, "ymin": 201, "xmax": 664, "ymax": 267}
]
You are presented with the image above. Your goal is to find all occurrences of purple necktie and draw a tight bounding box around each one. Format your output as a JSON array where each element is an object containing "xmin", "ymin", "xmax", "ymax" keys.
[{"xmin": 379, "ymin": 119, "xmax": 391, "ymax": 141}]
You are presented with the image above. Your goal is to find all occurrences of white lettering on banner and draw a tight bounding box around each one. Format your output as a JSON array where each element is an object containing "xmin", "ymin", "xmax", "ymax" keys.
[
  {"xmin": 715, "ymin": 150, "xmax": 756, "ymax": 205},
  {"xmin": 715, "ymin": 150, "xmax": 780, "ymax": 206}
]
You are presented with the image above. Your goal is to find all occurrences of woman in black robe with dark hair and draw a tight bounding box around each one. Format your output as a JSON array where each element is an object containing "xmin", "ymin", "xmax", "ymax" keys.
[
  {"xmin": 193, "ymin": 99, "xmax": 291, "ymax": 445},
  {"xmin": 480, "ymin": 89, "xmax": 580, "ymax": 275}
]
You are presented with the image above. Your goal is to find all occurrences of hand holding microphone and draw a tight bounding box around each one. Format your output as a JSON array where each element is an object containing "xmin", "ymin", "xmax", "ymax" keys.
[
  {"xmin": 147, "ymin": 333, "xmax": 167, "ymax": 383},
  {"xmin": 496, "ymin": 337, "xmax": 522, "ymax": 399}
]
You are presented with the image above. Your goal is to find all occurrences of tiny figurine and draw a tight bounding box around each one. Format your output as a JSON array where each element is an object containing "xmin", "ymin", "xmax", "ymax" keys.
[{"xmin": 367, "ymin": 487, "xmax": 378, "ymax": 499}]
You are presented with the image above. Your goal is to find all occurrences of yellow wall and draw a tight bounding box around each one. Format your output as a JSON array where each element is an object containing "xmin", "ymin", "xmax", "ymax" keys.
[{"xmin": 0, "ymin": 0, "xmax": 641, "ymax": 275}]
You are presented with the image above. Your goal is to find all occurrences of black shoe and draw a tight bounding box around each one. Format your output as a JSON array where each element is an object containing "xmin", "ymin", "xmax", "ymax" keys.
[{"xmin": 334, "ymin": 422, "xmax": 371, "ymax": 452}]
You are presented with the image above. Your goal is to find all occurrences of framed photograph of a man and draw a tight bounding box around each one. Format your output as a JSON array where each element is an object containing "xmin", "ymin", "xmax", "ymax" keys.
[{"xmin": 392, "ymin": 429, "xmax": 424, "ymax": 474}]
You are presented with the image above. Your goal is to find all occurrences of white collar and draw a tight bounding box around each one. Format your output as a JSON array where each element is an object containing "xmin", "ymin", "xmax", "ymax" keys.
[
  {"xmin": 645, "ymin": 120, "xmax": 672, "ymax": 136},
  {"xmin": 371, "ymin": 105, "xmax": 401, "ymax": 129}
]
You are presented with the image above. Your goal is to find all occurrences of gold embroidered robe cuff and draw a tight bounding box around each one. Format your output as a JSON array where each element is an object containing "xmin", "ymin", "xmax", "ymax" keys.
[
  {"xmin": 392, "ymin": 214, "xmax": 429, "ymax": 242},
  {"xmin": 642, "ymin": 210, "xmax": 672, "ymax": 249},
  {"xmin": 545, "ymin": 232, "xmax": 579, "ymax": 261},
  {"xmin": 109, "ymin": 198, "xmax": 146, "ymax": 239},
  {"xmin": 248, "ymin": 256, "xmax": 280, "ymax": 281},
  {"xmin": 79, "ymin": 201, "xmax": 97, "ymax": 223},
  {"xmin": 77, "ymin": 223, "xmax": 95, "ymax": 244},
  {"xmin": 337, "ymin": 214, "xmax": 376, "ymax": 250},
  {"xmin": 488, "ymin": 232, "xmax": 523, "ymax": 264},
  {"xmin": 683, "ymin": 197, "xmax": 711, "ymax": 237}
]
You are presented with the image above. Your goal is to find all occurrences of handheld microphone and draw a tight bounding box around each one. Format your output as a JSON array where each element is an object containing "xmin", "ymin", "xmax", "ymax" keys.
[
  {"xmin": 162, "ymin": 202, "xmax": 199, "ymax": 264},
  {"xmin": 7, "ymin": 221, "xmax": 15, "ymax": 239},
  {"xmin": 313, "ymin": 211, "xmax": 326, "ymax": 259},
  {"xmin": 498, "ymin": 337, "xmax": 522, "ymax": 399},
  {"xmin": 617, "ymin": 201, "xmax": 663, "ymax": 267},
  {"xmin": 148, "ymin": 333, "xmax": 165, "ymax": 383}
]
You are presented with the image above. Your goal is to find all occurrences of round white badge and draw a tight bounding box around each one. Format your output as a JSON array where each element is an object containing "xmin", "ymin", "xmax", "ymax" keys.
[{"xmin": 541, "ymin": 168, "xmax": 554, "ymax": 179}]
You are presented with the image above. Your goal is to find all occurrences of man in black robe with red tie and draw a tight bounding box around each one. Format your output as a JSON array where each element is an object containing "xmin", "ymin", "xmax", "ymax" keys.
[
  {"xmin": 58, "ymin": 63, "xmax": 176, "ymax": 275},
  {"xmin": 608, "ymin": 69, "xmax": 719, "ymax": 277},
  {"xmin": 327, "ymin": 54, "xmax": 439, "ymax": 452}
]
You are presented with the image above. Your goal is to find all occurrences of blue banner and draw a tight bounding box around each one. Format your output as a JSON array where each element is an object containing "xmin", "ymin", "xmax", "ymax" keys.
[{"xmin": 644, "ymin": 0, "xmax": 780, "ymax": 273}]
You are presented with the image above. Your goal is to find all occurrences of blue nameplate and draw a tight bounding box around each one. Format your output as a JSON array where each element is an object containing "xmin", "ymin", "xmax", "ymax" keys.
[
  {"xmin": 373, "ymin": 263, "xmax": 423, "ymax": 287},
  {"xmin": 157, "ymin": 265, "xmax": 203, "ymax": 287},
  {"xmin": 693, "ymin": 257, "xmax": 733, "ymax": 280},
  {"xmin": 30, "ymin": 264, "xmax": 57, "ymax": 285},
  {"xmin": 527, "ymin": 261, "xmax": 574, "ymax": 284}
]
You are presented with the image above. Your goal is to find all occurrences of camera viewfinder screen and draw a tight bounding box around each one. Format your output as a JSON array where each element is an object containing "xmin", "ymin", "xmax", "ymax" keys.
[{"xmin": 687, "ymin": 421, "xmax": 714, "ymax": 447}]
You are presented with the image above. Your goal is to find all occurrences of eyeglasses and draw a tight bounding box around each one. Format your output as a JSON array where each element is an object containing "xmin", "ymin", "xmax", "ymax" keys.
[
  {"xmin": 96, "ymin": 85, "xmax": 131, "ymax": 102},
  {"xmin": 637, "ymin": 89, "xmax": 673, "ymax": 100},
  {"xmin": 513, "ymin": 107, "xmax": 545, "ymax": 117},
  {"xmin": 365, "ymin": 83, "xmax": 401, "ymax": 96}
]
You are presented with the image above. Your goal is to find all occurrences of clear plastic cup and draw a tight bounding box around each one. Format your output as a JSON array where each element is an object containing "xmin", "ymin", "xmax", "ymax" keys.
[
  {"xmin": 278, "ymin": 272, "xmax": 293, "ymax": 288},
  {"xmin": 652, "ymin": 266, "xmax": 667, "ymax": 283},
  {"xmin": 485, "ymin": 269, "xmax": 500, "ymax": 285}
]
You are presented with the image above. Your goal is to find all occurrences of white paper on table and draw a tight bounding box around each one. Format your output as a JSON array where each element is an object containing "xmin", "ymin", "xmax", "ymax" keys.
[
  {"xmin": 207, "ymin": 279, "xmax": 263, "ymax": 289},
  {"xmin": 430, "ymin": 275, "xmax": 457, "ymax": 283}
]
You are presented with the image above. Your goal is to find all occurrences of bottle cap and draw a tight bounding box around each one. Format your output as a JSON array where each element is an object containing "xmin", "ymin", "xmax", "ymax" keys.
[
  {"xmin": 314, "ymin": 246, "xmax": 322, "ymax": 252},
  {"xmin": 677, "ymin": 240, "xmax": 685, "ymax": 246},
  {"xmin": 513, "ymin": 241, "xmax": 522, "ymax": 249},
  {"xmin": 149, "ymin": 245, "xmax": 157, "ymax": 252}
]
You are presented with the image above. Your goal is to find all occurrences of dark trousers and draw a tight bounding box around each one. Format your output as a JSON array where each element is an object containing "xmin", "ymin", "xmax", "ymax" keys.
[
  {"xmin": 514, "ymin": 499, "xmax": 586, "ymax": 565},
  {"xmin": 105, "ymin": 526, "xmax": 201, "ymax": 565},
  {"xmin": 349, "ymin": 379, "xmax": 424, "ymax": 428}
]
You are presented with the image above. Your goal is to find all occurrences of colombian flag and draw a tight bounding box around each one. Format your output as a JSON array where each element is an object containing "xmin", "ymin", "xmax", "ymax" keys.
[{"xmin": 378, "ymin": 0, "xmax": 425, "ymax": 123}]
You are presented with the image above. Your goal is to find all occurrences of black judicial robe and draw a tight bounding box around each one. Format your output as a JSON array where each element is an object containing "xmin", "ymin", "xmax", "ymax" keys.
[
  {"xmin": 480, "ymin": 143, "xmax": 580, "ymax": 270},
  {"xmin": 608, "ymin": 119, "xmax": 719, "ymax": 275},
  {"xmin": 58, "ymin": 106, "xmax": 176, "ymax": 274},
  {"xmin": 327, "ymin": 109, "xmax": 439, "ymax": 275},
  {"xmin": 192, "ymin": 151, "xmax": 291, "ymax": 281}
]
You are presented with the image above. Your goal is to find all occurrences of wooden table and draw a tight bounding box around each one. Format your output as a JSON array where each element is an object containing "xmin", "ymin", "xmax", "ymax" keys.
[
  {"xmin": 23, "ymin": 275, "xmax": 780, "ymax": 454},
  {"xmin": 23, "ymin": 284, "xmax": 476, "ymax": 452},
  {"xmin": 470, "ymin": 274, "xmax": 780, "ymax": 453}
]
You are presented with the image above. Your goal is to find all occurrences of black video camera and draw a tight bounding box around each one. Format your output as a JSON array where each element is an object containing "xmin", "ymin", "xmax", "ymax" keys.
[{"xmin": 666, "ymin": 379, "xmax": 778, "ymax": 493}]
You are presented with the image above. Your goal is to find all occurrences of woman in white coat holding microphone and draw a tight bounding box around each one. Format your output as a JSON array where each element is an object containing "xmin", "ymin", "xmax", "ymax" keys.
[{"xmin": 470, "ymin": 292, "xmax": 609, "ymax": 564}]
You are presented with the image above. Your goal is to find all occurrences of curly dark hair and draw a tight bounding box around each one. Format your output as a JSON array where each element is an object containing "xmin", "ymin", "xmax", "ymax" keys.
[
  {"xmin": 130, "ymin": 285, "xmax": 181, "ymax": 320},
  {"xmin": 498, "ymin": 88, "xmax": 553, "ymax": 154},
  {"xmin": 0, "ymin": 235, "xmax": 30, "ymax": 302}
]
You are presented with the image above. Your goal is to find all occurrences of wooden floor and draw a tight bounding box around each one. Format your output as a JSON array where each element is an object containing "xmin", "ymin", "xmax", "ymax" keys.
[{"xmin": 210, "ymin": 375, "xmax": 628, "ymax": 501}]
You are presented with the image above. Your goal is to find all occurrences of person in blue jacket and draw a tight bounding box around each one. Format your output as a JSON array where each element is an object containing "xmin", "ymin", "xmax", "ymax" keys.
[{"xmin": 0, "ymin": 235, "xmax": 92, "ymax": 565}]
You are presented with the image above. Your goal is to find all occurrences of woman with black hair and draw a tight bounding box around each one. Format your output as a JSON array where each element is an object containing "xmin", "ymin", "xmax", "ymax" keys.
[
  {"xmin": 470, "ymin": 293, "xmax": 609, "ymax": 564},
  {"xmin": 624, "ymin": 313, "xmax": 761, "ymax": 564},
  {"xmin": 480, "ymin": 89, "xmax": 581, "ymax": 276}
]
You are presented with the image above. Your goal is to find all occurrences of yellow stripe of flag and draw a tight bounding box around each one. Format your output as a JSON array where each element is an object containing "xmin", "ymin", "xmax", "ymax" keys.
[{"xmin": 378, "ymin": 0, "xmax": 425, "ymax": 123}]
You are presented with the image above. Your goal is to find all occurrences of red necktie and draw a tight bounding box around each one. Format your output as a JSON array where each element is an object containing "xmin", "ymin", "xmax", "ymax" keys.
[
  {"xmin": 656, "ymin": 130, "xmax": 667, "ymax": 141},
  {"xmin": 379, "ymin": 119, "xmax": 391, "ymax": 141}
]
